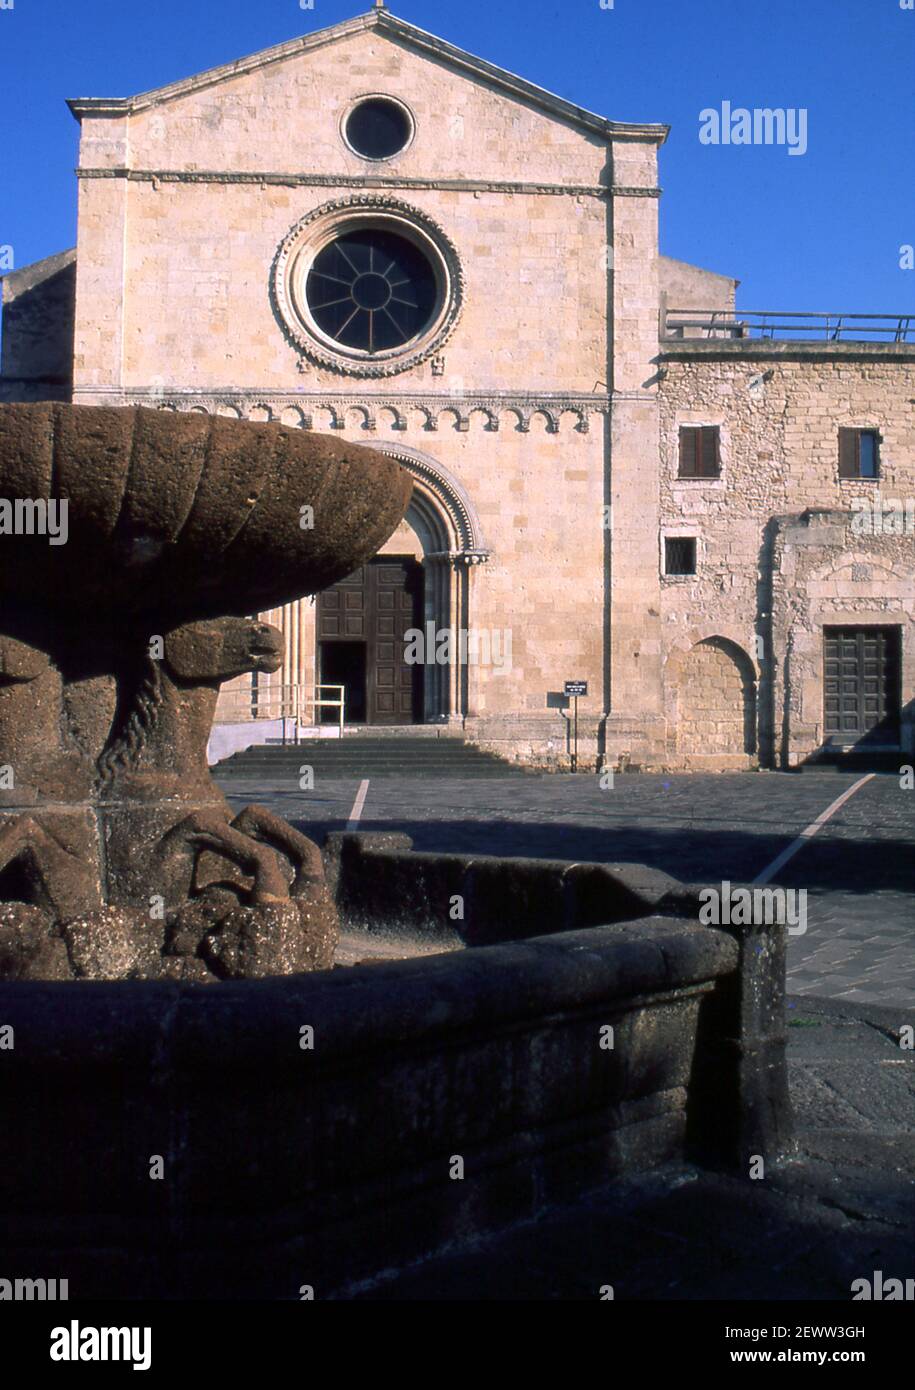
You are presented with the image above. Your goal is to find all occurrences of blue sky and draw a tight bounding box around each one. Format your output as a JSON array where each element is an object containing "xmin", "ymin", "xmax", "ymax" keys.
[{"xmin": 0, "ymin": 0, "xmax": 912, "ymax": 309}]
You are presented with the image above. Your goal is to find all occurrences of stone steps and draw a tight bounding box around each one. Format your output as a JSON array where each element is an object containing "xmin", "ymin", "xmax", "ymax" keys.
[{"xmin": 214, "ymin": 736, "xmax": 534, "ymax": 780}]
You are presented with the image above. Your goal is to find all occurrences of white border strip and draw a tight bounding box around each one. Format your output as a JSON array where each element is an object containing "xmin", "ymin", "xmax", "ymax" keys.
[{"xmin": 753, "ymin": 773, "xmax": 875, "ymax": 885}]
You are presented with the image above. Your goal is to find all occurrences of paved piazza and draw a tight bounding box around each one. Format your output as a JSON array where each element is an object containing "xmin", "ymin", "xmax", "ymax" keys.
[{"xmin": 219, "ymin": 767, "xmax": 915, "ymax": 1011}]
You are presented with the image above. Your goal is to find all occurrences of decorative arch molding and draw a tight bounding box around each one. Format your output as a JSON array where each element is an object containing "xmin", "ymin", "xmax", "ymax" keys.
[
  {"xmin": 404, "ymin": 487, "xmax": 451, "ymax": 558},
  {"xmin": 804, "ymin": 551, "xmax": 915, "ymax": 593},
  {"xmin": 369, "ymin": 443, "xmax": 488, "ymax": 726},
  {"xmin": 370, "ymin": 441, "xmax": 489, "ymax": 558}
]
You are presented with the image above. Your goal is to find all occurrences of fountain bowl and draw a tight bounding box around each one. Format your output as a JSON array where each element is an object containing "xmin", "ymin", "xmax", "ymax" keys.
[{"xmin": 0, "ymin": 404, "xmax": 413, "ymax": 624}]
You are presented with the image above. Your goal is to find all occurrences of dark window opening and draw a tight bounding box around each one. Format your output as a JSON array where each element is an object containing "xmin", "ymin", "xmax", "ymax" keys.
[
  {"xmin": 678, "ymin": 425, "xmax": 721, "ymax": 478},
  {"xmin": 345, "ymin": 98, "xmax": 411, "ymax": 160},
  {"xmin": 664, "ymin": 536, "xmax": 697, "ymax": 576},
  {"xmin": 839, "ymin": 428, "xmax": 881, "ymax": 479}
]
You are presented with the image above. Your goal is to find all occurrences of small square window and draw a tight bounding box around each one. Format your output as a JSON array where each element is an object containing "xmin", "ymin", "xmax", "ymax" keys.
[
  {"xmin": 678, "ymin": 426, "xmax": 721, "ymax": 478},
  {"xmin": 664, "ymin": 536, "xmax": 697, "ymax": 576},
  {"xmin": 838, "ymin": 428, "xmax": 880, "ymax": 479}
]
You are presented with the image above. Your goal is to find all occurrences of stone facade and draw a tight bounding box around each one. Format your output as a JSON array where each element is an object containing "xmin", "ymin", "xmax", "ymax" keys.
[
  {"xmin": 2, "ymin": 6, "xmax": 913, "ymax": 767},
  {"xmin": 658, "ymin": 344, "xmax": 915, "ymax": 766}
]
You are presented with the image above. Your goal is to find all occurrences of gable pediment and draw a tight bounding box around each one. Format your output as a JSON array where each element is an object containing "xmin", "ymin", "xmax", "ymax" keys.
[{"xmin": 67, "ymin": 7, "xmax": 666, "ymax": 147}]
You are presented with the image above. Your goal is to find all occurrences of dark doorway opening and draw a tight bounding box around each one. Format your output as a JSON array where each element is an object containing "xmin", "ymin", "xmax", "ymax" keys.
[
  {"xmin": 319, "ymin": 640, "xmax": 367, "ymax": 725},
  {"xmin": 823, "ymin": 626, "xmax": 901, "ymax": 747}
]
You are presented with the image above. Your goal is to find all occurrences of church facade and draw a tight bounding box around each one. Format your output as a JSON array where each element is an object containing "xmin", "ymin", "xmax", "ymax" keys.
[{"xmin": 2, "ymin": 5, "xmax": 914, "ymax": 768}]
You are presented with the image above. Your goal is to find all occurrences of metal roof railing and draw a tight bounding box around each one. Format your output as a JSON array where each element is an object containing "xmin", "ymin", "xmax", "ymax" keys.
[{"xmin": 662, "ymin": 309, "xmax": 915, "ymax": 343}]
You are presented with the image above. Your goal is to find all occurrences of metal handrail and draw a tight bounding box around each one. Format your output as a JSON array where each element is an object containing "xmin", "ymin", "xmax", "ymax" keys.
[
  {"xmin": 213, "ymin": 682, "xmax": 346, "ymax": 739},
  {"xmin": 214, "ymin": 683, "xmax": 301, "ymax": 722},
  {"xmin": 306, "ymin": 684, "xmax": 345, "ymax": 739},
  {"xmin": 663, "ymin": 309, "xmax": 914, "ymax": 343}
]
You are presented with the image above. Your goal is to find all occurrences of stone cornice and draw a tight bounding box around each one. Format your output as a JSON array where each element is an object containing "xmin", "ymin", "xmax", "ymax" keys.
[
  {"xmin": 75, "ymin": 168, "xmax": 659, "ymax": 199},
  {"xmin": 74, "ymin": 388, "xmax": 612, "ymax": 434},
  {"xmin": 659, "ymin": 339, "xmax": 915, "ymax": 363},
  {"xmin": 611, "ymin": 389, "xmax": 661, "ymax": 403}
]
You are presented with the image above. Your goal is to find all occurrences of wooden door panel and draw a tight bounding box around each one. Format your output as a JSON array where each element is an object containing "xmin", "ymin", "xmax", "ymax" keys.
[
  {"xmin": 369, "ymin": 558, "xmax": 421, "ymax": 724},
  {"xmin": 823, "ymin": 627, "xmax": 900, "ymax": 743}
]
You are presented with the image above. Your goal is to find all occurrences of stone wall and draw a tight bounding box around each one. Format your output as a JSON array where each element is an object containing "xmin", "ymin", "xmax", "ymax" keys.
[
  {"xmin": 71, "ymin": 27, "xmax": 612, "ymax": 398},
  {"xmin": 657, "ymin": 344, "xmax": 915, "ymax": 766},
  {"xmin": 770, "ymin": 510, "xmax": 915, "ymax": 766},
  {"xmin": 0, "ymin": 249, "xmax": 75, "ymax": 401},
  {"xmin": 658, "ymin": 254, "xmax": 738, "ymax": 321}
]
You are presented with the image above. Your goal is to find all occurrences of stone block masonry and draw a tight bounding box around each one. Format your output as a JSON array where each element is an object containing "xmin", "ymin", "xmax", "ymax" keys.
[{"xmin": 3, "ymin": 6, "xmax": 914, "ymax": 768}]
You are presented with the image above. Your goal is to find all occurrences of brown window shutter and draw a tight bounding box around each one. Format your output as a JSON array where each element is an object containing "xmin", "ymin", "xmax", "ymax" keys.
[
  {"xmin": 700, "ymin": 426, "xmax": 720, "ymax": 476},
  {"xmin": 838, "ymin": 428, "xmax": 858, "ymax": 478},
  {"xmin": 679, "ymin": 427, "xmax": 696, "ymax": 477}
]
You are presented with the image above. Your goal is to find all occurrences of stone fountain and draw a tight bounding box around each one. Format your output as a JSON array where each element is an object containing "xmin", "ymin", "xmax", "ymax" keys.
[
  {"xmin": 0, "ymin": 403, "xmax": 412, "ymax": 982},
  {"xmin": 0, "ymin": 403, "xmax": 792, "ymax": 1297}
]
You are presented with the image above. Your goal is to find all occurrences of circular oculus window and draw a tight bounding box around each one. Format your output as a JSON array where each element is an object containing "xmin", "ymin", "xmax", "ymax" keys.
[
  {"xmin": 273, "ymin": 198, "xmax": 464, "ymax": 377},
  {"xmin": 344, "ymin": 97, "xmax": 412, "ymax": 161}
]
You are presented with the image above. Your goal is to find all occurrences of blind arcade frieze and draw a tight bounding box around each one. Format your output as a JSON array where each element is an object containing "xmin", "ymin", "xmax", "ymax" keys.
[{"xmin": 76, "ymin": 390, "xmax": 610, "ymax": 434}]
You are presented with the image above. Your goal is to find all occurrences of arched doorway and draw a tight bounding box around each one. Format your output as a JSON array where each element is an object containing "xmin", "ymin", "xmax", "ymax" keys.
[
  {"xmin": 362, "ymin": 444, "xmax": 491, "ymax": 724},
  {"xmin": 668, "ymin": 637, "xmax": 757, "ymax": 762},
  {"xmin": 246, "ymin": 444, "xmax": 490, "ymax": 728}
]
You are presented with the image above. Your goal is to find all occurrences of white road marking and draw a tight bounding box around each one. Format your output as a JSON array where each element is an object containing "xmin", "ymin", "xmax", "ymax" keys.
[
  {"xmin": 346, "ymin": 778, "xmax": 370, "ymax": 830},
  {"xmin": 752, "ymin": 773, "xmax": 876, "ymax": 885}
]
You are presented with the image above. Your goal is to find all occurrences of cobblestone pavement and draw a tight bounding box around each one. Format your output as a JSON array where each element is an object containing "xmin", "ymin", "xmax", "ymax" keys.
[{"xmin": 219, "ymin": 767, "xmax": 915, "ymax": 1009}]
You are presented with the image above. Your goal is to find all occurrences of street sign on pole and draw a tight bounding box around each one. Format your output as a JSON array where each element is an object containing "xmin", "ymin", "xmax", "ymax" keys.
[{"xmin": 563, "ymin": 681, "xmax": 588, "ymax": 769}]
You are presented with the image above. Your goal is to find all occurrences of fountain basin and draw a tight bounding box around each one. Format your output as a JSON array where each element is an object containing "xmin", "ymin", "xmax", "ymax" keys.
[{"xmin": 0, "ymin": 836, "xmax": 792, "ymax": 1298}]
